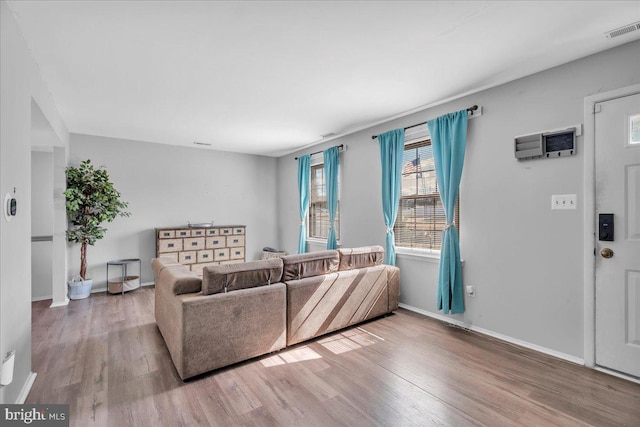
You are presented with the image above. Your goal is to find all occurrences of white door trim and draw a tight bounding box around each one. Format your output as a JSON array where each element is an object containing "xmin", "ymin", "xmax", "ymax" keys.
[{"xmin": 583, "ymin": 84, "xmax": 640, "ymax": 368}]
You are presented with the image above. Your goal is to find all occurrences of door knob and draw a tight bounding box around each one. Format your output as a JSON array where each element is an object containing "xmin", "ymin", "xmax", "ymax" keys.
[{"xmin": 600, "ymin": 248, "xmax": 614, "ymax": 258}]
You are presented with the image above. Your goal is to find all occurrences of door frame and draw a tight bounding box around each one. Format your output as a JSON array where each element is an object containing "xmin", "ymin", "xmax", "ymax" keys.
[{"xmin": 583, "ymin": 83, "xmax": 640, "ymax": 370}]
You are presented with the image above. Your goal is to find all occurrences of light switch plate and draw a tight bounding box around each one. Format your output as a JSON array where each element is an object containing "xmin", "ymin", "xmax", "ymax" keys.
[{"xmin": 551, "ymin": 194, "xmax": 577, "ymax": 210}]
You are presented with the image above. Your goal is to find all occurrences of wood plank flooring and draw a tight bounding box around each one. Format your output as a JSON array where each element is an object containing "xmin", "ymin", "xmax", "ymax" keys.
[{"xmin": 28, "ymin": 288, "xmax": 640, "ymax": 426}]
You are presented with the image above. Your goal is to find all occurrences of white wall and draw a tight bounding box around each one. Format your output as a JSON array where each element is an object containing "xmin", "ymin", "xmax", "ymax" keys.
[
  {"xmin": 68, "ymin": 134, "xmax": 280, "ymax": 289},
  {"xmin": 276, "ymin": 40, "xmax": 640, "ymax": 360},
  {"xmin": 0, "ymin": 0, "xmax": 69, "ymax": 404}
]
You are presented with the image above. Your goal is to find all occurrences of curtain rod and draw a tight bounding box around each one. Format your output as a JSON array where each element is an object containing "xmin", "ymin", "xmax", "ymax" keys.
[
  {"xmin": 370, "ymin": 105, "xmax": 478, "ymax": 140},
  {"xmin": 294, "ymin": 144, "xmax": 344, "ymax": 161}
]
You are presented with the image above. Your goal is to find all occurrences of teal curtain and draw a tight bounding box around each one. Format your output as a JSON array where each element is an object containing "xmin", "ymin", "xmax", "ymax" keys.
[
  {"xmin": 297, "ymin": 155, "xmax": 311, "ymax": 254},
  {"xmin": 427, "ymin": 110, "xmax": 468, "ymax": 314},
  {"xmin": 378, "ymin": 129, "xmax": 405, "ymax": 266},
  {"xmin": 323, "ymin": 147, "xmax": 339, "ymax": 250}
]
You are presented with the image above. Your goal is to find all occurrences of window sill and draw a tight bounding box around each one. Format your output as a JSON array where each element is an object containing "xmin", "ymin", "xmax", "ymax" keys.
[
  {"xmin": 307, "ymin": 238, "xmax": 341, "ymax": 248},
  {"xmin": 396, "ymin": 248, "xmax": 441, "ymax": 263},
  {"xmin": 396, "ymin": 247, "xmax": 465, "ymax": 266}
]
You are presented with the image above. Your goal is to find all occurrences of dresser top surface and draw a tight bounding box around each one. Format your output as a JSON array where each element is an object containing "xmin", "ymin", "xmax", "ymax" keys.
[{"xmin": 156, "ymin": 225, "xmax": 246, "ymax": 231}]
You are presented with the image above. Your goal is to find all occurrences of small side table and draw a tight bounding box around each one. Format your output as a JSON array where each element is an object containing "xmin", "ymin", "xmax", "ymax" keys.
[{"xmin": 107, "ymin": 259, "xmax": 142, "ymax": 295}]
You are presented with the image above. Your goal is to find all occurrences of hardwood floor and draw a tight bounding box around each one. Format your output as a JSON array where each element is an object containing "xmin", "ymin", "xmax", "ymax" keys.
[{"xmin": 28, "ymin": 288, "xmax": 640, "ymax": 426}]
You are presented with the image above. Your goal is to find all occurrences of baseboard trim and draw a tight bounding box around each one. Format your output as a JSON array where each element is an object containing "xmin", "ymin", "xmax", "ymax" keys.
[
  {"xmin": 16, "ymin": 372, "xmax": 37, "ymax": 404},
  {"xmin": 49, "ymin": 297, "xmax": 69, "ymax": 308},
  {"xmin": 398, "ymin": 303, "xmax": 584, "ymax": 366},
  {"xmin": 31, "ymin": 295, "xmax": 69, "ymax": 308}
]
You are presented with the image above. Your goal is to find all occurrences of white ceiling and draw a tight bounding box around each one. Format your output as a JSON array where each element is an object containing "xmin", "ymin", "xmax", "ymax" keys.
[{"xmin": 7, "ymin": 1, "xmax": 640, "ymax": 156}]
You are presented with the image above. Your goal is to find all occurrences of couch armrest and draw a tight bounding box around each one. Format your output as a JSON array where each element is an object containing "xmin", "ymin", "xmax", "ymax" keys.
[{"xmin": 154, "ymin": 267, "xmax": 189, "ymax": 377}]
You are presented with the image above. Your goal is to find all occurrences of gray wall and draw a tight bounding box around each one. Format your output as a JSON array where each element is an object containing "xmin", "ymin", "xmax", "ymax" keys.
[
  {"xmin": 277, "ymin": 40, "xmax": 640, "ymax": 359},
  {"xmin": 31, "ymin": 150, "xmax": 54, "ymax": 300},
  {"xmin": 30, "ymin": 151, "xmax": 53, "ymax": 237},
  {"xmin": 68, "ymin": 134, "xmax": 279, "ymax": 289},
  {"xmin": 0, "ymin": 0, "xmax": 69, "ymax": 404}
]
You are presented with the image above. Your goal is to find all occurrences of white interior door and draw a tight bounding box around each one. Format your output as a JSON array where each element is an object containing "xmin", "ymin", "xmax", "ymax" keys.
[{"xmin": 595, "ymin": 92, "xmax": 640, "ymax": 378}]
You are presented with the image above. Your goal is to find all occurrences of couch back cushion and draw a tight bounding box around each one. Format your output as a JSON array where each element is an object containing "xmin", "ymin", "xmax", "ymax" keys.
[
  {"xmin": 153, "ymin": 258, "xmax": 202, "ymax": 295},
  {"xmin": 338, "ymin": 246, "xmax": 384, "ymax": 270},
  {"xmin": 282, "ymin": 250, "xmax": 339, "ymax": 281},
  {"xmin": 201, "ymin": 258, "xmax": 284, "ymax": 295}
]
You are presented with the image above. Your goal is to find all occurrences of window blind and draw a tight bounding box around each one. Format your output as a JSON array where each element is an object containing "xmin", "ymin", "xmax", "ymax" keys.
[
  {"xmin": 309, "ymin": 163, "xmax": 340, "ymax": 240},
  {"xmin": 395, "ymin": 140, "xmax": 459, "ymax": 250}
]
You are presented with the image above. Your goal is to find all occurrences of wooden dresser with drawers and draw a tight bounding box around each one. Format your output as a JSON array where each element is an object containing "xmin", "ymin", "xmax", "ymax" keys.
[{"xmin": 155, "ymin": 225, "xmax": 246, "ymax": 275}]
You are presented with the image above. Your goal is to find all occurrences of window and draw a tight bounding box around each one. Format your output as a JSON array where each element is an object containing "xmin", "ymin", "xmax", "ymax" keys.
[
  {"xmin": 309, "ymin": 163, "xmax": 340, "ymax": 240},
  {"xmin": 630, "ymin": 113, "xmax": 640, "ymax": 145},
  {"xmin": 395, "ymin": 140, "xmax": 459, "ymax": 251}
]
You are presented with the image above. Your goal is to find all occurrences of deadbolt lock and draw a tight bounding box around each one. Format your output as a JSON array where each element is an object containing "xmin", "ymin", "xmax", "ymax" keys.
[{"xmin": 600, "ymin": 248, "xmax": 614, "ymax": 259}]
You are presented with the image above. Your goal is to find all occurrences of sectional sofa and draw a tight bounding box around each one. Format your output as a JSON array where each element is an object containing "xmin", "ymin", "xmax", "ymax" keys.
[{"xmin": 152, "ymin": 246, "xmax": 400, "ymax": 380}]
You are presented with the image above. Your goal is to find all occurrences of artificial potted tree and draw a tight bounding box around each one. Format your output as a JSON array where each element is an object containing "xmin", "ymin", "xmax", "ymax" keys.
[{"xmin": 65, "ymin": 159, "xmax": 130, "ymax": 299}]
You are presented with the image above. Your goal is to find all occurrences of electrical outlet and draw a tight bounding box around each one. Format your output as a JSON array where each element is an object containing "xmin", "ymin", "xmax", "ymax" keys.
[
  {"xmin": 551, "ymin": 194, "xmax": 577, "ymax": 210},
  {"xmin": 465, "ymin": 285, "xmax": 475, "ymax": 297}
]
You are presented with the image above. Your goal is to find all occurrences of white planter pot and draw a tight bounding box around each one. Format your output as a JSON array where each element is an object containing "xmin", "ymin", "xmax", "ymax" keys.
[{"xmin": 68, "ymin": 277, "xmax": 93, "ymax": 300}]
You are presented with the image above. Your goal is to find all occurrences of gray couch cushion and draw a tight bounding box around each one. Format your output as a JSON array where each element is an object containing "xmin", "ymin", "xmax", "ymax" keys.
[
  {"xmin": 282, "ymin": 250, "xmax": 339, "ymax": 281},
  {"xmin": 338, "ymin": 246, "xmax": 384, "ymax": 270},
  {"xmin": 202, "ymin": 258, "xmax": 283, "ymax": 295}
]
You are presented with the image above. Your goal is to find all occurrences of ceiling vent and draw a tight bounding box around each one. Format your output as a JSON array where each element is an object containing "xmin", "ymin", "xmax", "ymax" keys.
[
  {"xmin": 605, "ymin": 21, "xmax": 640, "ymax": 39},
  {"xmin": 193, "ymin": 141, "xmax": 212, "ymax": 147},
  {"xmin": 321, "ymin": 132, "xmax": 336, "ymax": 139}
]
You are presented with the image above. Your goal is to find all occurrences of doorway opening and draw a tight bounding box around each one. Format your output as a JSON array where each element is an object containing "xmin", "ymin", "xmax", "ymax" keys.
[{"xmin": 30, "ymin": 99, "xmax": 67, "ymax": 307}]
